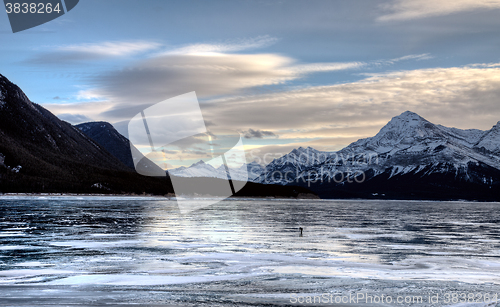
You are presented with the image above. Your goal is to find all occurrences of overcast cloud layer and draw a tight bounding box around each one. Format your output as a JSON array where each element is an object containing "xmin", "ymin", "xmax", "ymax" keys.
[{"xmin": 2, "ymin": 0, "xmax": 499, "ymax": 165}]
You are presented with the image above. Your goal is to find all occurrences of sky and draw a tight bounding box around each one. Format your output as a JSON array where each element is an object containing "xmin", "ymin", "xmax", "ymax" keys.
[{"xmin": 1, "ymin": 0, "xmax": 500, "ymax": 167}]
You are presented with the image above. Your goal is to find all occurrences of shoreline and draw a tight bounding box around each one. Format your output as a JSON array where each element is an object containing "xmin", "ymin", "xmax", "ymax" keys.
[
  {"xmin": 1, "ymin": 193, "xmax": 499, "ymax": 204},
  {"xmin": 0, "ymin": 193, "xmax": 318, "ymax": 201}
]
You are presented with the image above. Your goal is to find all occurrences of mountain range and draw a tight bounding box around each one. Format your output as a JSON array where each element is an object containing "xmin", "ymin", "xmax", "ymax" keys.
[
  {"xmin": 254, "ymin": 111, "xmax": 500, "ymax": 200},
  {"xmin": 157, "ymin": 110, "xmax": 500, "ymax": 200},
  {"xmin": 3, "ymin": 72, "xmax": 499, "ymax": 200}
]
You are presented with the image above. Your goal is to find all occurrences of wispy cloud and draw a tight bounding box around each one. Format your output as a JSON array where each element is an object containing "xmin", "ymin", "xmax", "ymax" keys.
[
  {"xmin": 290, "ymin": 62, "xmax": 366, "ymax": 73},
  {"xmin": 289, "ymin": 54, "xmax": 432, "ymax": 74},
  {"xmin": 27, "ymin": 41, "xmax": 161, "ymax": 64},
  {"xmin": 378, "ymin": 53, "xmax": 434, "ymax": 65},
  {"xmin": 43, "ymin": 100, "xmax": 112, "ymax": 123},
  {"xmin": 378, "ymin": 0, "xmax": 500, "ymax": 22},
  {"xmin": 26, "ymin": 36, "xmax": 277, "ymax": 65},
  {"xmin": 162, "ymin": 35, "xmax": 278, "ymax": 55},
  {"xmin": 57, "ymin": 41, "xmax": 162, "ymax": 57},
  {"xmin": 57, "ymin": 113, "xmax": 93, "ymax": 124}
]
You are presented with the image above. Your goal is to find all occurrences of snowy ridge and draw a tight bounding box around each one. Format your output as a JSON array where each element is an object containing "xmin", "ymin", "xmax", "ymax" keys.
[{"xmin": 168, "ymin": 160, "xmax": 264, "ymax": 182}]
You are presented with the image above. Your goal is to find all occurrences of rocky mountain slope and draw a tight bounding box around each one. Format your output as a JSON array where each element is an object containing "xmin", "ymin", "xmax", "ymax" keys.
[
  {"xmin": 0, "ymin": 73, "xmax": 172, "ymax": 194},
  {"xmin": 76, "ymin": 121, "xmax": 136, "ymax": 170}
]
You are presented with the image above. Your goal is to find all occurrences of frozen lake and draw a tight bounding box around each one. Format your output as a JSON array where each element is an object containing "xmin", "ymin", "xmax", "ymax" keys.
[{"xmin": 1, "ymin": 197, "xmax": 500, "ymax": 306}]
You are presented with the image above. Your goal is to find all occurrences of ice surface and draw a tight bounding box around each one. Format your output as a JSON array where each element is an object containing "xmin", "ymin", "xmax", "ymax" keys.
[{"xmin": 1, "ymin": 198, "xmax": 500, "ymax": 306}]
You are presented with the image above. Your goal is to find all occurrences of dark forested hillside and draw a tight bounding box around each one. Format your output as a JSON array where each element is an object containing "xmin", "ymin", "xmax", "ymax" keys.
[{"xmin": 0, "ymin": 73, "xmax": 173, "ymax": 194}]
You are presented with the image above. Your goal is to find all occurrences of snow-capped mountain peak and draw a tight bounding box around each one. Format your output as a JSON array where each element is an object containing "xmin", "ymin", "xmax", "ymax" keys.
[
  {"xmin": 192, "ymin": 160, "xmax": 207, "ymax": 167},
  {"xmin": 290, "ymin": 146, "xmax": 308, "ymax": 154},
  {"xmin": 363, "ymin": 111, "xmax": 444, "ymax": 151}
]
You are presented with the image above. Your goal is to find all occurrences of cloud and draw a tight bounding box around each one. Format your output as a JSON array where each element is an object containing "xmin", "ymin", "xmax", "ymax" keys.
[
  {"xmin": 28, "ymin": 41, "xmax": 161, "ymax": 64},
  {"xmin": 378, "ymin": 0, "xmax": 500, "ymax": 21},
  {"xmin": 376, "ymin": 54, "xmax": 434, "ymax": 66},
  {"xmin": 99, "ymin": 53, "xmax": 295, "ymax": 102},
  {"xmin": 58, "ymin": 41, "xmax": 162, "ymax": 57},
  {"xmin": 289, "ymin": 54, "xmax": 432, "ymax": 74},
  {"xmin": 28, "ymin": 36, "xmax": 278, "ymax": 65},
  {"xmin": 74, "ymin": 52, "xmax": 366, "ymax": 122},
  {"xmin": 242, "ymin": 128, "xmax": 277, "ymax": 139},
  {"xmin": 161, "ymin": 149, "xmax": 177, "ymax": 155},
  {"xmin": 290, "ymin": 62, "xmax": 366, "ymax": 73},
  {"xmin": 163, "ymin": 35, "xmax": 278, "ymax": 55},
  {"xmin": 52, "ymin": 96, "xmax": 69, "ymax": 100},
  {"xmin": 56, "ymin": 113, "xmax": 93, "ymax": 124},
  {"xmin": 42, "ymin": 101, "xmax": 112, "ymax": 123}
]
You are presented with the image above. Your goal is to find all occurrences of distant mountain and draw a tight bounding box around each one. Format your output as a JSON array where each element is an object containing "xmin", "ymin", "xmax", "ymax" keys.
[
  {"xmin": 0, "ymin": 73, "xmax": 172, "ymax": 194},
  {"xmin": 76, "ymin": 121, "xmax": 170, "ymax": 178},
  {"xmin": 257, "ymin": 146, "xmax": 332, "ymax": 184},
  {"xmin": 169, "ymin": 160, "xmax": 220, "ymax": 178},
  {"xmin": 76, "ymin": 121, "xmax": 135, "ymax": 170},
  {"xmin": 168, "ymin": 160, "xmax": 264, "ymax": 182},
  {"xmin": 256, "ymin": 111, "xmax": 500, "ymax": 201}
]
